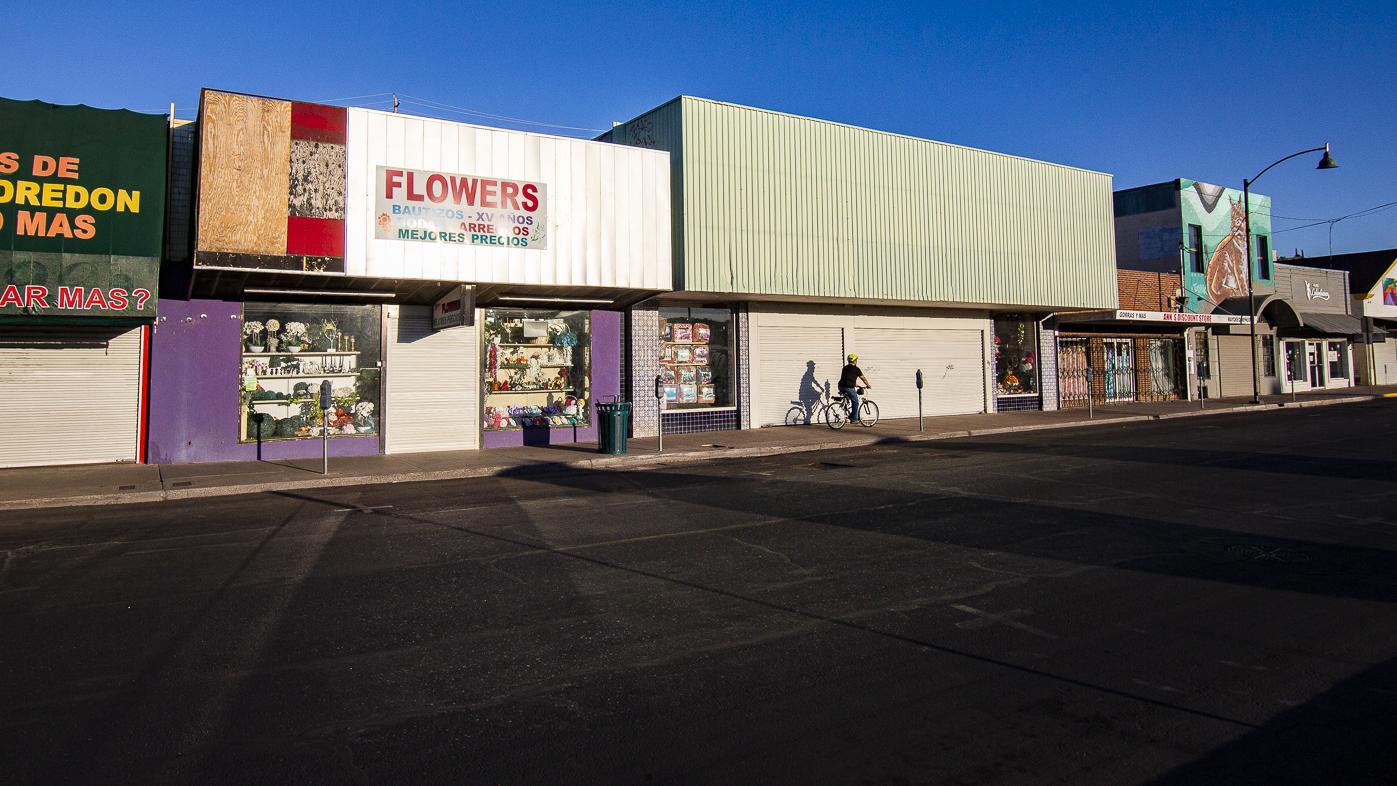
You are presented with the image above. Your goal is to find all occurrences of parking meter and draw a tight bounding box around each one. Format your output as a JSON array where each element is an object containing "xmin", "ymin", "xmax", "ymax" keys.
[
  {"xmin": 915, "ymin": 369, "xmax": 924, "ymax": 431},
  {"xmin": 319, "ymin": 379, "xmax": 333, "ymax": 475},
  {"xmin": 1084, "ymin": 367, "xmax": 1095, "ymax": 419},
  {"xmin": 654, "ymin": 375, "xmax": 665, "ymax": 452}
]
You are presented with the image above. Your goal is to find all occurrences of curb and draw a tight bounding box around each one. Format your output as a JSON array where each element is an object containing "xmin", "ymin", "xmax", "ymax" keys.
[{"xmin": 2, "ymin": 393, "xmax": 1381, "ymax": 511}]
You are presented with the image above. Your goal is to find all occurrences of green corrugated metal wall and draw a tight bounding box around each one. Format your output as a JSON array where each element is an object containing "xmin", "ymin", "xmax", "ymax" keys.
[{"xmin": 605, "ymin": 96, "xmax": 1118, "ymax": 310}]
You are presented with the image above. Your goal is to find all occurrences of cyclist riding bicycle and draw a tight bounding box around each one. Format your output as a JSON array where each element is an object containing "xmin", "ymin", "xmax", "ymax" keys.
[{"xmin": 838, "ymin": 354, "xmax": 872, "ymax": 422}]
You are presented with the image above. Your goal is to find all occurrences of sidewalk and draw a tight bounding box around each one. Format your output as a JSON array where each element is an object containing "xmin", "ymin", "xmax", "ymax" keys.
[{"xmin": 2, "ymin": 386, "xmax": 1391, "ymax": 511}]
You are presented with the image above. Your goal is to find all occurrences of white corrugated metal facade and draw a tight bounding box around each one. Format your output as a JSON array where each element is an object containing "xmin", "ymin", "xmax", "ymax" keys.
[
  {"xmin": 346, "ymin": 108, "xmax": 672, "ymax": 290},
  {"xmin": 0, "ymin": 329, "xmax": 143, "ymax": 468},
  {"xmin": 604, "ymin": 97, "xmax": 1118, "ymax": 310},
  {"xmin": 384, "ymin": 305, "xmax": 480, "ymax": 454}
]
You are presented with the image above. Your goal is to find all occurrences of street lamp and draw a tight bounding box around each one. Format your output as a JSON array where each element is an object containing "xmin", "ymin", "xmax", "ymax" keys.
[{"xmin": 1243, "ymin": 143, "xmax": 1338, "ymax": 403}]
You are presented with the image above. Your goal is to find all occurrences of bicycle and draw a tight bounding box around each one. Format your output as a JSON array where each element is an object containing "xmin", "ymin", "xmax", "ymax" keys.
[{"xmin": 822, "ymin": 387, "xmax": 879, "ymax": 429}]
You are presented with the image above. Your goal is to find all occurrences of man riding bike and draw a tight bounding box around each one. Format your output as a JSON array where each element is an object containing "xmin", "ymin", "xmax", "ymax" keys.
[{"xmin": 838, "ymin": 354, "xmax": 872, "ymax": 423}]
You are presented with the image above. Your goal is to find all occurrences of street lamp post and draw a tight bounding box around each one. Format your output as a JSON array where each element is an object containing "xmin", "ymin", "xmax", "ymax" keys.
[{"xmin": 1242, "ymin": 143, "xmax": 1338, "ymax": 403}]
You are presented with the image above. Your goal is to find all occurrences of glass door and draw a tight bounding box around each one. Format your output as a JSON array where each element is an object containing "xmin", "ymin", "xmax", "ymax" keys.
[{"xmin": 1307, "ymin": 342, "xmax": 1324, "ymax": 388}]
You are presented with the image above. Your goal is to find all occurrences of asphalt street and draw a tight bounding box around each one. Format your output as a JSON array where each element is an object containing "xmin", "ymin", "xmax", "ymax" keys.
[{"xmin": 3, "ymin": 402, "xmax": 1396, "ymax": 784}]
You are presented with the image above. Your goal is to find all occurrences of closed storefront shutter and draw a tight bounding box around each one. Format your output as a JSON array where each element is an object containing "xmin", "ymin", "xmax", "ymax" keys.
[
  {"xmin": 0, "ymin": 329, "xmax": 142, "ymax": 468},
  {"xmin": 384, "ymin": 305, "xmax": 479, "ymax": 454},
  {"xmin": 852, "ymin": 328, "xmax": 985, "ymax": 418},
  {"xmin": 1215, "ymin": 334, "xmax": 1250, "ymax": 398},
  {"xmin": 755, "ymin": 326, "xmax": 844, "ymax": 426},
  {"xmin": 1371, "ymin": 339, "xmax": 1397, "ymax": 385}
]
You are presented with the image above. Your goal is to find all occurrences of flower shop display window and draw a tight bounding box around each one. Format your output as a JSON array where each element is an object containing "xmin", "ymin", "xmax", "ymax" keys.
[
  {"xmin": 239, "ymin": 303, "xmax": 382, "ymax": 442},
  {"xmin": 993, "ymin": 315, "xmax": 1038, "ymax": 397},
  {"xmin": 482, "ymin": 309, "xmax": 591, "ymax": 431},
  {"xmin": 658, "ymin": 306, "xmax": 734, "ymax": 409}
]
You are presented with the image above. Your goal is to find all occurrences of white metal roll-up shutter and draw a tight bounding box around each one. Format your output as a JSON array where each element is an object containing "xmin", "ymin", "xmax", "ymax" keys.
[
  {"xmin": 384, "ymin": 305, "xmax": 479, "ymax": 454},
  {"xmin": 1215, "ymin": 334, "xmax": 1253, "ymax": 398},
  {"xmin": 0, "ymin": 329, "xmax": 142, "ymax": 468},
  {"xmin": 1372, "ymin": 339, "xmax": 1397, "ymax": 385},
  {"xmin": 853, "ymin": 328, "xmax": 985, "ymax": 418},
  {"xmin": 756, "ymin": 326, "xmax": 844, "ymax": 426}
]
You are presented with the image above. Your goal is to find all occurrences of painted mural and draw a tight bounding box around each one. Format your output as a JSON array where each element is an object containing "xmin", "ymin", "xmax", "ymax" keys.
[
  {"xmin": 1179, "ymin": 179, "xmax": 1272, "ymax": 313},
  {"xmin": 1384, "ymin": 278, "xmax": 1397, "ymax": 306}
]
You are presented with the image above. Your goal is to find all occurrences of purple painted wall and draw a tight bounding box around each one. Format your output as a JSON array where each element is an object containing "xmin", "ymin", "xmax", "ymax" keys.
[
  {"xmin": 147, "ymin": 298, "xmax": 379, "ymax": 464},
  {"xmin": 481, "ymin": 309, "xmax": 622, "ymax": 448}
]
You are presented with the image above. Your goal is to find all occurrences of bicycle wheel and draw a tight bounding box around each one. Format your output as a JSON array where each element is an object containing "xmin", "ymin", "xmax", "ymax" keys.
[
  {"xmin": 859, "ymin": 399, "xmax": 879, "ymax": 427},
  {"xmin": 824, "ymin": 402, "xmax": 847, "ymax": 429},
  {"xmin": 785, "ymin": 406, "xmax": 809, "ymax": 426}
]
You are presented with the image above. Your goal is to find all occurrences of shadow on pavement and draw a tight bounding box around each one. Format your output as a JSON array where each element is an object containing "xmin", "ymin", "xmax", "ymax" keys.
[{"xmin": 1150, "ymin": 654, "xmax": 1397, "ymax": 785}]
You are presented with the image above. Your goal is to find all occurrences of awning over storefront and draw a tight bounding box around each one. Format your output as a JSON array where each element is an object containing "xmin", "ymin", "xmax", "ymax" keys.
[
  {"xmin": 1212, "ymin": 294, "xmax": 1303, "ymax": 327},
  {"xmin": 1293, "ymin": 312, "xmax": 1364, "ymax": 337}
]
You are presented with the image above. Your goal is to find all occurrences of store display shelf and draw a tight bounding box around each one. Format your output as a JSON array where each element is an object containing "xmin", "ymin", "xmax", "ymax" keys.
[
  {"xmin": 660, "ymin": 341, "xmax": 713, "ymax": 346},
  {"xmin": 488, "ymin": 388, "xmax": 575, "ymax": 396},
  {"xmin": 252, "ymin": 372, "xmax": 359, "ymax": 381},
  {"xmin": 498, "ymin": 363, "xmax": 571, "ymax": 369},
  {"xmin": 242, "ymin": 351, "xmax": 360, "ymax": 357},
  {"xmin": 496, "ymin": 343, "xmax": 564, "ymax": 348}
]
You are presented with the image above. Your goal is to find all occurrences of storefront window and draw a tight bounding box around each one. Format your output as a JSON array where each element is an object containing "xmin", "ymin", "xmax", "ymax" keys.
[
  {"xmin": 1285, "ymin": 341, "xmax": 1304, "ymax": 382},
  {"xmin": 1328, "ymin": 341, "xmax": 1348, "ymax": 380},
  {"xmin": 658, "ymin": 306, "xmax": 734, "ymax": 409},
  {"xmin": 993, "ymin": 315, "xmax": 1038, "ymax": 397},
  {"xmin": 239, "ymin": 303, "xmax": 382, "ymax": 442},
  {"xmin": 482, "ymin": 309, "xmax": 591, "ymax": 430}
]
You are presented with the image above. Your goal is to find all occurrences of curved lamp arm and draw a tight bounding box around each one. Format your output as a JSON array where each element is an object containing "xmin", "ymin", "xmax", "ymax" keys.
[{"xmin": 1246, "ymin": 144, "xmax": 1331, "ymax": 186}]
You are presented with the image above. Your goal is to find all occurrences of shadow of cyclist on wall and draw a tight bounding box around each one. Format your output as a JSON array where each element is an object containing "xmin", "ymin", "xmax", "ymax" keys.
[{"xmin": 787, "ymin": 360, "xmax": 825, "ymax": 425}]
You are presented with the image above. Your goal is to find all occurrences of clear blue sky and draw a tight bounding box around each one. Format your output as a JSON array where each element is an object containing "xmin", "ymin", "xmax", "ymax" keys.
[{"xmin": 7, "ymin": 0, "xmax": 1394, "ymax": 257}]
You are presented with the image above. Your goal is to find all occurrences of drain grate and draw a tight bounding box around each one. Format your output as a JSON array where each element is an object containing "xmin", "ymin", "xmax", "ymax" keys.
[
  {"xmin": 171, "ymin": 481, "xmax": 193, "ymax": 488},
  {"xmin": 118, "ymin": 484, "xmax": 137, "ymax": 491}
]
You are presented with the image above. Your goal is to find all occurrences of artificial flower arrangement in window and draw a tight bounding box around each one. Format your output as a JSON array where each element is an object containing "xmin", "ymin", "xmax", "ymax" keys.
[
  {"xmin": 242, "ymin": 321, "xmax": 265, "ymax": 352},
  {"xmin": 282, "ymin": 321, "xmax": 309, "ymax": 352},
  {"xmin": 265, "ymin": 319, "xmax": 281, "ymax": 352}
]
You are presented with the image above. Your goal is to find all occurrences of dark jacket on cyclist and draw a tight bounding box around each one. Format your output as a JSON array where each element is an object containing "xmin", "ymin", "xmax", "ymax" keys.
[{"xmin": 838, "ymin": 355, "xmax": 871, "ymax": 419}]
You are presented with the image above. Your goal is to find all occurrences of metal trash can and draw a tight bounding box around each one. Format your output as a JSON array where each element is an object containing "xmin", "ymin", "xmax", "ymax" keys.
[{"xmin": 596, "ymin": 401, "xmax": 631, "ymax": 455}]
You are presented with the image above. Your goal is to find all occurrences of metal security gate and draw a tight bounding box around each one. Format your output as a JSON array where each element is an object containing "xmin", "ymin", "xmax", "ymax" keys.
[
  {"xmin": 1103, "ymin": 338, "xmax": 1136, "ymax": 401},
  {"xmin": 1057, "ymin": 336, "xmax": 1186, "ymax": 408}
]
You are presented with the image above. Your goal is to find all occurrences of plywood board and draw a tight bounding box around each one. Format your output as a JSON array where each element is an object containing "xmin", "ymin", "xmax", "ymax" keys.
[{"xmin": 197, "ymin": 91, "xmax": 291, "ymax": 255}]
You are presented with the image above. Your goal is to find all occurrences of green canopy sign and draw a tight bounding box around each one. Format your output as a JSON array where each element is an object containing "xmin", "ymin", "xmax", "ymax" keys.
[{"xmin": 0, "ymin": 97, "xmax": 166, "ymax": 319}]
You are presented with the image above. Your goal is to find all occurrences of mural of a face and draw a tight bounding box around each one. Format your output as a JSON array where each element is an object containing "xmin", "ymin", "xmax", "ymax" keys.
[{"xmin": 1204, "ymin": 199, "xmax": 1250, "ymax": 304}]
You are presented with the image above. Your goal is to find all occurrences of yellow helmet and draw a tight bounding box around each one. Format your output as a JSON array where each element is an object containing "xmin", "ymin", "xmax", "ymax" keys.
[{"xmin": 847, "ymin": 353, "xmax": 858, "ymax": 362}]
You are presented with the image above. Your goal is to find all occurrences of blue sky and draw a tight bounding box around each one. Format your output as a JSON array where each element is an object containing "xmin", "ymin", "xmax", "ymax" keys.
[{"xmin": 7, "ymin": 0, "xmax": 1393, "ymax": 256}]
